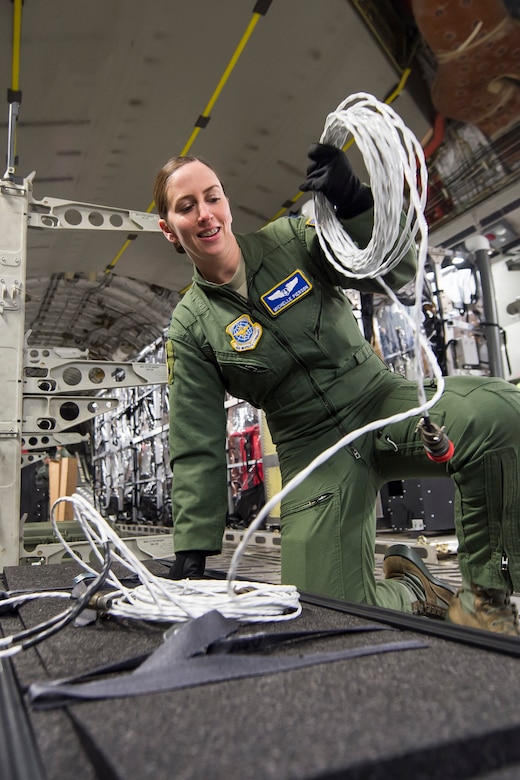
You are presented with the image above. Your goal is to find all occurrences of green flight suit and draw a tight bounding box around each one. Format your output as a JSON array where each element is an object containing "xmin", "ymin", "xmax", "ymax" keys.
[{"xmin": 166, "ymin": 212, "xmax": 520, "ymax": 610}]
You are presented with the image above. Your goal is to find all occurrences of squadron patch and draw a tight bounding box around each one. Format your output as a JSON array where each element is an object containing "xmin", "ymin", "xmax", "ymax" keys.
[
  {"xmin": 260, "ymin": 269, "xmax": 312, "ymax": 315},
  {"xmin": 226, "ymin": 314, "xmax": 263, "ymax": 352}
]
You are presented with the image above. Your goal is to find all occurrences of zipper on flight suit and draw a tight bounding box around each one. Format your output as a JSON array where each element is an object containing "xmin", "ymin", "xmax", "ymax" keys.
[
  {"xmin": 376, "ymin": 430, "xmax": 399, "ymax": 452},
  {"xmin": 232, "ymin": 289, "xmax": 351, "ymax": 439},
  {"xmin": 384, "ymin": 434, "xmax": 399, "ymax": 452},
  {"xmin": 284, "ymin": 492, "xmax": 334, "ymax": 516},
  {"xmin": 314, "ymin": 297, "xmax": 323, "ymax": 341},
  {"xmin": 308, "ymin": 492, "xmax": 333, "ymax": 507},
  {"xmin": 501, "ymin": 551, "xmax": 514, "ymax": 592}
]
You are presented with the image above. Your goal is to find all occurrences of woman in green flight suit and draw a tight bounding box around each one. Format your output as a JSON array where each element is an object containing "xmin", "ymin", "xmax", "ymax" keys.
[{"xmin": 154, "ymin": 146, "xmax": 520, "ymax": 636}]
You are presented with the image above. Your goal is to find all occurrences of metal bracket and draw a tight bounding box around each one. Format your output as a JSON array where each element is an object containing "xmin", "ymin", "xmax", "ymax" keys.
[
  {"xmin": 20, "ymin": 533, "xmax": 174, "ymax": 566},
  {"xmin": 21, "ymin": 452, "xmax": 46, "ymax": 468},
  {"xmin": 22, "ymin": 395, "xmax": 119, "ymax": 434},
  {"xmin": 24, "ymin": 350, "xmax": 167, "ymax": 394},
  {"xmin": 0, "ymin": 277, "xmax": 22, "ymax": 313},
  {"xmin": 27, "ymin": 195, "xmax": 160, "ymax": 233},
  {"xmin": 21, "ymin": 431, "xmax": 89, "ymax": 452},
  {"xmin": 0, "ymin": 253, "xmax": 22, "ymax": 268},
  {"xmin": 0, "ymin": 422, "xmax": 20, "ymax": 436},
  {"xmin": 0, "ymin": 181, "xmax": 26, "ymax": 198}
]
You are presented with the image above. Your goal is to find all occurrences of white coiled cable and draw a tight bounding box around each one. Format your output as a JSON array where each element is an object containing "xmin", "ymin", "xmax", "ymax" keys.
[
  {"xmin": 227, "ymin": 92, "xmax": 445, "ymax": 586},
  {"xmin": 314, "ymin": 92, "xmax": 427, "ymax": 281},
  {"xmin": 313, "ymin": 92, "xmax": 443, "ymax": 411},
  {"xmin": 49, "ymin": 493, "xmax": 301, "ymax": 625}
]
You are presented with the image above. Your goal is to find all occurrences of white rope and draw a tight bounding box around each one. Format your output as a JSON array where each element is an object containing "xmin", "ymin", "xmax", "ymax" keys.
[
  {"xmin": 314, "ymin": 92, "xmax": 427, "ymax": 280},
  {"xmin": 227, "ymin": 92, "xmax": 445, "ymax": 587},
  {"xmin": 49, "ymin": 493, "xmax": 301, "ymax": 624},
  {"xmin": 315, "ymin": 91, "xmax": 441, "ymax": 410}
]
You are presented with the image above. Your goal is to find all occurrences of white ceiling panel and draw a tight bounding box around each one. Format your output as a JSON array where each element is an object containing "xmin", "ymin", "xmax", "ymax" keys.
[{"xmin": 1, "ymin": 0, "xmax": 518, "ymax": 359}]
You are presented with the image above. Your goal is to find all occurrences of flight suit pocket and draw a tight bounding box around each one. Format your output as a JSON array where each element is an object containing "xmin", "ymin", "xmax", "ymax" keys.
[
  {"xmin": 280, "ymin": 488, "xmax": 343, "ymax": 595},
  {"xmin": 218, "ymin": 355, "xmax": 275, "ymax": 407}
]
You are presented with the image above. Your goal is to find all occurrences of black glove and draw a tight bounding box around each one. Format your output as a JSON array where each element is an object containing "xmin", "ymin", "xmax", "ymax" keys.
[
  {"xmin": 168, "ymin": 550, "xmax": 206, "ymax": 580},
  {"xmin": 299, "ymin": 142, "xmax": 373, "ymax": 219}
]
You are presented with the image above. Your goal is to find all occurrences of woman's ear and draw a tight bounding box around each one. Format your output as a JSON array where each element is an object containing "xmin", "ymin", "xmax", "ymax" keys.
[
  {"xmin": 159, "ymin": 218, "xmax": 177, "ymax": 243},
  {"xmin": 158, "ymin": 219, "xmax": 187, "ymax": 254}
]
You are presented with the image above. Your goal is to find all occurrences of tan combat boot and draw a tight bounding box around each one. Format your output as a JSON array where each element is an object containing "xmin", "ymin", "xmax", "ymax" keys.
[
  {"xmin": 448, "ymin": 585, "xmax": 520, "ymax": 637},
  {"xmin": 383, "ymin": 543, "xmax": 456, "ymax": 619}
]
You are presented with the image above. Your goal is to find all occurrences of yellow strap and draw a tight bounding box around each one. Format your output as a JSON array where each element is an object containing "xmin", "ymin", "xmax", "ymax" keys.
[
  {"xmin": 105, "ymin": 11, "xmax": 264, "ymax": 275},
  {"xmin": 11, "ymin": 0, "xmax": 23, "ymax": 91}
]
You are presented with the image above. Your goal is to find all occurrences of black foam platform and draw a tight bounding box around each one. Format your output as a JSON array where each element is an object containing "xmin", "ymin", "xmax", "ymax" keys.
[{"xmin": 2, "ymin": 561, "xmax": 520, "ymax": 780}]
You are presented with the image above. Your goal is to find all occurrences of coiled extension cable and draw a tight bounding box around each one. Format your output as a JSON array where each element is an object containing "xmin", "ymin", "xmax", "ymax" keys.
[
  {"xmin": 228, "ymin": 92, "xmax": 453, "ymax": 586},
  {"xmin": 314, "ymin": 92, "xmax": 425, "ymax": 282},
  {"xmin": 0, "ymin": 493, "xmax": 301, "ymax": 657},
  {"xmin": 54, "ymin": 495, "xmax": 300, "ymax": 625},
  {"xmin": 315, "ymin": 91, "xmax": 453, "ymax": 461}
]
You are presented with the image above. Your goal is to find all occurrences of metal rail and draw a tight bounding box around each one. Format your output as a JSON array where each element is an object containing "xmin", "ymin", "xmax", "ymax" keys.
[{"xmin": 0, "ymin": 654, "xmax": 46, "ymax": 780}]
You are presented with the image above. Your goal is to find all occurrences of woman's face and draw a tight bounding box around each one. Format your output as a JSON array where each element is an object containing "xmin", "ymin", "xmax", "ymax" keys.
[{"xmin": 159, "ymin": 160, "xmax": 234, "ymax": 266}]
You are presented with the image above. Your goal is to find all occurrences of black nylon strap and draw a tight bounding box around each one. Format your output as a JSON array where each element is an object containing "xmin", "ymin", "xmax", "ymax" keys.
[
  {"xmin": 29, "ymin": 640, "xmax": 427, "ymax": 709},
  {"xmin": 28, "ymin": 610, "xmax": 428, "ymax": 709},
  {"xmin": 25, "ymin": 621, "xmax": 389, "ymax": 691},
  {"xmin": 26, "ymin": 609, "xmax": 237, "ymax": 692},
  {"xmin": 207, "ymin": 623, "xmax": 389, "ymax": 654}
]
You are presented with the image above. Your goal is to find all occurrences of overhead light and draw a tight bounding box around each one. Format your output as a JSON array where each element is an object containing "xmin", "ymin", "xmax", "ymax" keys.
[{"xmin": 452, "ymin": 255, "xmax": 466, "ymax": 265}]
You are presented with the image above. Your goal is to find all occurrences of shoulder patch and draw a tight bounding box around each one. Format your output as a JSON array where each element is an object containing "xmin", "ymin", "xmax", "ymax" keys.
[{"xmin": 226, "ymin": 314, "xmax": 263, "ymax": 352}]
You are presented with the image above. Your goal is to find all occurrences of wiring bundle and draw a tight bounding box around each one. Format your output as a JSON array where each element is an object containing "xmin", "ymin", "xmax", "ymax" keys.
[{"xmin": 0, "ymin": 493, "xmax": 301, "ymax": 658}]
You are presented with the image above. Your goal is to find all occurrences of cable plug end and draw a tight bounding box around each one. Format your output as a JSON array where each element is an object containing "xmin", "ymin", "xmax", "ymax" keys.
[{"xmin": 417, "ymin": 417, "xmax": 455, "ymax": 463}]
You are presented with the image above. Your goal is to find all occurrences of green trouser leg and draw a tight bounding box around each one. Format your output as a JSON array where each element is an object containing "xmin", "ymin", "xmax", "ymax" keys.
[
  {"xmin": 375, "ymin": 374, "xmax": 520, "ymax": 593},
  {"xmin": 278, "ymin": 426, "xmax": 416, "ymax": 612},
  {"xmin": 278, "ymin": 438, "xmax": 391, "ymax": 606},
  {"xmin": 277, "ymin": 374, "xmax": 520, "ymax": 611}
]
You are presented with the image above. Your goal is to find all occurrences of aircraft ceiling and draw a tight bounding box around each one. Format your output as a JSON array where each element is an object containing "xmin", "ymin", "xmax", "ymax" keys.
[{"xmin": 1, "ymin": 0, "xmax": 519, "ymax": 360}]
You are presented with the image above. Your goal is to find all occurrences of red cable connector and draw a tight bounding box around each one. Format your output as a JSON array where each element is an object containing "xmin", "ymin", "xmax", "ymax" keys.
[{"xmin": 417, "ymin": 416, "xmax": 455, "ymax": 463}]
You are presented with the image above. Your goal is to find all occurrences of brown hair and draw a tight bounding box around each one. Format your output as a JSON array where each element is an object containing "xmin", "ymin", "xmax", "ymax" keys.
[{"xmin": 153, "ymin": 155, "xmax": 223, "ymax": 220}]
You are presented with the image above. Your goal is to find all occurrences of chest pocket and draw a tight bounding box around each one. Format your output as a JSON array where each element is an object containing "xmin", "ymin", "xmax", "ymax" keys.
[{"xmin": 216, "ymin": 352, "xmax": 278, "ymax": 408}]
